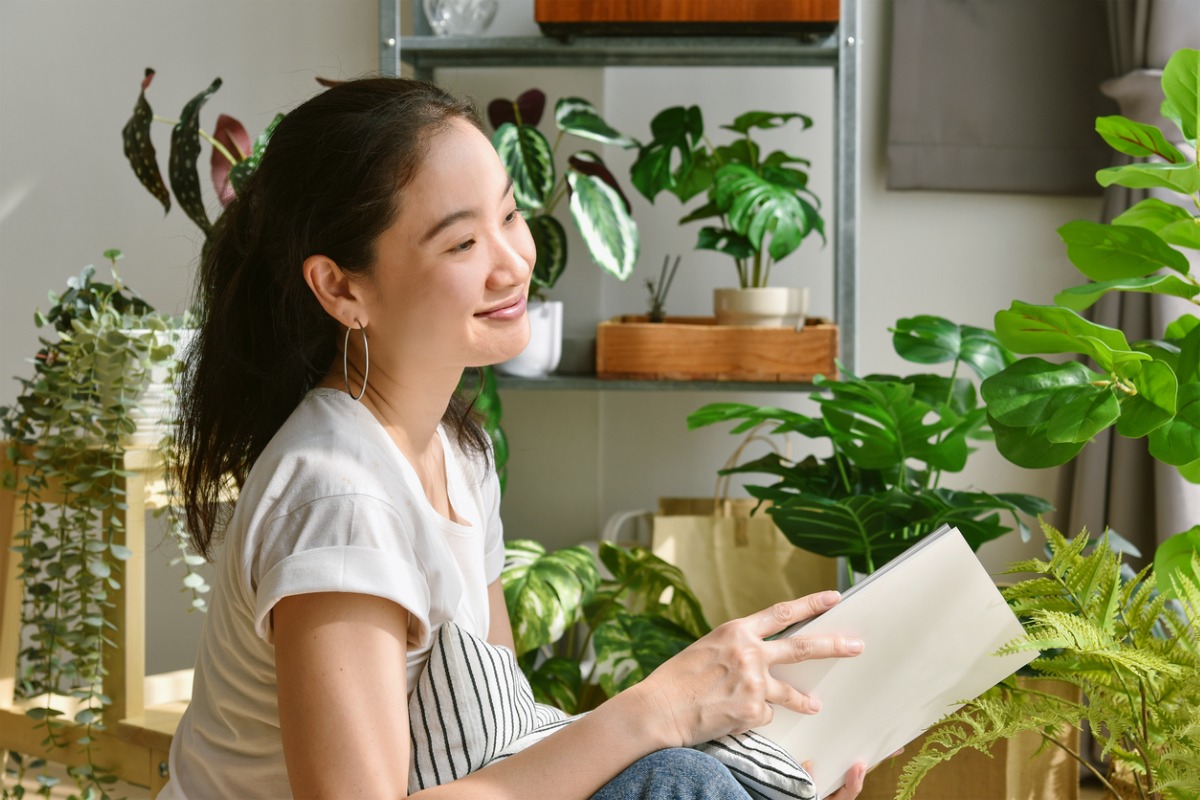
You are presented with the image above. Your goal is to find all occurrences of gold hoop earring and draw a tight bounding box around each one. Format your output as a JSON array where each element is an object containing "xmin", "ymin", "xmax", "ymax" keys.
[{"xmin": 343, "ymin": 321, "xmax": 368, "ymax": 401}]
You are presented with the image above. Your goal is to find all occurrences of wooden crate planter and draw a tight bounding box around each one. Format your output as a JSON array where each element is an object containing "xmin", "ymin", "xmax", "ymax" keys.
[{"xmin": 595, "ymin": 315, "xmax": 837, "ymax": 382}]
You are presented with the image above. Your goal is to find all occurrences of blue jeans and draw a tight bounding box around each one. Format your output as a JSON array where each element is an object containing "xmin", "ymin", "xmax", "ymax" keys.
[{"xmin": 590, "ymin": 748, "xmax": 752, "ymax": 800}]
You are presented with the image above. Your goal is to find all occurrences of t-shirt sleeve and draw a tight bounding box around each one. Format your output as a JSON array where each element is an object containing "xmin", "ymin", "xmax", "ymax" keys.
[{"xmin": 251, "ymin": 494, "xmax": 433, "ymax": 647}]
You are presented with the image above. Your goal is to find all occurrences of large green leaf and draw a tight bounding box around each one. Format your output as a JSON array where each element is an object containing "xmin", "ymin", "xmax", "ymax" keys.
[
  {"xmin": 567, "ymin": 171, "xmax": 638, "ymax": 280},
  {"xmin": 629, "ymin": 105, "xmax": 706, "ymax": 202},
  {"xmin": 1148, "ymin": 382, "xmax": 1200, "ymax": 466},
  {"xmin": 1154, "ymin": 527, "xmax": 1200, "ymax": 598},
  {"xmin": 554, "ymin": 97, "xmax": 635, "ymax": 147},
  {"xmin": 492, "ymin": 122, "xmax": 555, "ymax": 209},
  {"xmin": 720, "ymin": 111, "xmax": 813, "ymax": 135},
  {"xmin": 169, "ymin": 76, "xmax": 223, "ymax": 235},
  {"xmin": 890, "ymin": 316, "xmax": 1013, "ymax": 380},
  {"xmin": 592, "ymin": 611, "xmax": 694, "ymax": 697},
  {"xmin": 1160, "ymin": 218, "xmax": 1200, "ymax": 250},
  {"xmin": 525, "ymin": 214, "xmax": 567, "ymax": 291},
  {"xmin": 714, "ymin": 164, "xmax": 823, "ymax": 262},
  {"xmin": 988, "ymin": 414, "xmax": 1087, "ymax": 469},
  {"xmin": 121, "ymin": 68, "xmax": 170, "ymax": 214},
  {"xmin": 1054, "ymin": 273, "xmax": 1200, "ymax": 312},
  {"xmin": 981, "ymin": 357, "xmax": 1105, "ymax": 429},
  {"xmin": 1117, "ymin": 360, "xmax": 1178, "ymax": 438},
  {"xmin": 1113, "ymin": 197, "xmax": 1192, "ymax": 232},
  {"xmin": 1045, "ymin": 386, "xmax": 1120, "ymax": 444},
  {"xmin": 695, "ymin": 226, "xmax": 755, "ymax": 260},
  {"xmin": 1058, "ymin": 220, "xmax": 1190, "ymax": 279},
  {"xmin": 994, "ymin": 301, "xmax": 1135, "ymax": 370},
  {"xmin": 527, "ymin": 655, "xmax": 583, "ymax": 713},
  {"xmin": 1095, "ymin": 115, "xmax": 1187, "ymax": 162},
  {"xmin": 1097, "ymin": 162, "xmax": 1200, "ymax": 195},
  {"xmin": 502, "ymin": 540, "xmax": 599, "ymax": 657},
  {"xmin": 686, "ymin": 401, "xmax": 825, "ymax": 438},
  {"xmin": 596, "ymin": 543, "xmax": 710, "ymax": 638},
  {"xmin": 1161, "ymin": 47, "xmax": 1200, "ymax": 142},
  {"xmin": 767, "ymin": 491, "xmax": 926, "ymax": 574}
]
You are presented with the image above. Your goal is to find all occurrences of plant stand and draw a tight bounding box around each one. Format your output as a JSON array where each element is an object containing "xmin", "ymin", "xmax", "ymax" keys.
[{"xmin": 1, "ymin": 442, "xmax": 187, "ymax": 797}]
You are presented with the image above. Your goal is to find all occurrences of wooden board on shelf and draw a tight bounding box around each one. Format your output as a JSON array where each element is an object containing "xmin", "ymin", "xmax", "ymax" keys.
[
  {"xmin": 534, "ymin": 0, "xmax": 839, "ymax": 37},
  {"xmin": 595, "ymin": 315, "xmax": 837, "ymax": 382}
]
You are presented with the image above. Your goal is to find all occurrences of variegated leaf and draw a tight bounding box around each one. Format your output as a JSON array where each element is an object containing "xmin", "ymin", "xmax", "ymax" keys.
[
  {"xmin": 228, "ymin": 113, "xmax": 283, "ymax": 196},
  {"xmin": 502, "ymin": 540, "xmax": 599, "ymax": 657},
  {"xmin": 554, "ymin": 97, "xmax": 635, "ymax": 148},
  {"xmin": 567, "ymin": 171, "xmax": 638, "ymax": 281},
  {"xmin": 492, "ymin": 122, "xmax": 554, "ymax": 210},
  {"xmin": 526, "ymin": 214, "xmax": 567, "ymax": 291},
  {"xmin": 169, "ymin": 77, "xmax": 223, "ymax": 234},
  {"xmin": 121, "ymin": 68, "xmax": 170, "ymax": 213}
]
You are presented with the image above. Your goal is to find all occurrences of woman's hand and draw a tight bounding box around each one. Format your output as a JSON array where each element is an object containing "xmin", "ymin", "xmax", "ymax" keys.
[
  {"xmin": 805, "ymin": 761, "xmax": 866, "ymax": 800},
  {"xmin": 631, "ymin": 590, "xmax": 864, "ymax": 748}
]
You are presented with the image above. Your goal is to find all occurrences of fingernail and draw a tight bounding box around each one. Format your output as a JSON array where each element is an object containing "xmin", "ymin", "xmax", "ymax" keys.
[
  {"xmin": 820, "ymin": 591, "xmax": 841, "ymax": 607},
  {"xmin": 809, "ymin": 696, "xmax": 822, "ymax": 713},
  {"xmin": 847, "ymin": 639, "xmax": 864, "ymax": 654}
]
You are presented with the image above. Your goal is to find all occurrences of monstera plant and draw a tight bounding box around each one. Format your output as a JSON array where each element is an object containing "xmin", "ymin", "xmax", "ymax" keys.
[
  {"xmin": 501, "ymin": 539, "xmax": 709, "ymax": 714},
  {"xmin": 979, "ymin": 47, "xmax": 1200, "ymax": 595},
  {"xmin": 487, "ymin": 89, "xmax": 639, "ymax": 299},
  {"xmin": 689, "ymin": 316, "xmax": 1052, "ymax": 579}
]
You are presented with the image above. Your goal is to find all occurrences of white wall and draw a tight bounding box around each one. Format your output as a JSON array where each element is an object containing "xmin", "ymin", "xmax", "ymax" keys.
[{"xmin": 1, "ymin": 0, "xmax": 1099, "ymax": 672}]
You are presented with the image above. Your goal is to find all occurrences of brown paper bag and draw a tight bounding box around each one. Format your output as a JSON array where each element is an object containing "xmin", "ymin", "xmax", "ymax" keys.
[{"xmin": 652, "ymin": 496, "xmax": 837, "ymax": 627}]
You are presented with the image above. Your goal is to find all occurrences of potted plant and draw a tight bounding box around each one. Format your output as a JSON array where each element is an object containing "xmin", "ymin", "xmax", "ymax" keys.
[
  {"xmin": 688, "ymin": 315, "xmax": 1051, "ymax": 580},
  {"xmin": 977, "ymin": 47, "xmax": 1200, "ymax": 595},
  {"xmin": 625, "ymin": 104, "xmax": 825, "ymax": 328},
  {"xmin": 485, "ymin": 89, "xmax": 640, "ymax": 378},
  {"xmin": 1, "ymin": 252, "xmax": 209, "ymax": 798},
  {"xmin": 501, "ymin": 538, "xmax": 708, "ymax": 714},
  {"xmin": 897, "ymin": 523, "xmax": 1200, "ymax": 800}
]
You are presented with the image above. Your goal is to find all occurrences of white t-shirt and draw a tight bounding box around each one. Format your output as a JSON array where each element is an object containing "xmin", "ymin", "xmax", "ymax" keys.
[{"xmin": 162, "ymin": 388, "xmax": 505, "ymax": 800}]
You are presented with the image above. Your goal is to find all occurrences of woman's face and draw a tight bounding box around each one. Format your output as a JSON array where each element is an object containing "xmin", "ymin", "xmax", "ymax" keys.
[{"xmin": 359, "ymin": 117, "xmax": 535, "ymax": 375}]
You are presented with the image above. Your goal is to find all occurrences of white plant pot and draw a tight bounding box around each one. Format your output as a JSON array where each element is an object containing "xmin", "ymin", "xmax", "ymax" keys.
[
  {"xmin": 495, "ymin": 300, "xmax": 562, "ymax": 378},
  {"xmin": 713, "ymin": 287, "xmax": 809, "ymax": 329},
  {"xmin": 125, "ymin": 327, "xmax": 196, "ymax": 447}
]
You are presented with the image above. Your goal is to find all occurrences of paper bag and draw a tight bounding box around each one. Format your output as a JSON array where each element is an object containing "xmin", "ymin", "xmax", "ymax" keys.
[{"xmin": 651, "ymin": 497, "xmax": 837, "ymax": 626}]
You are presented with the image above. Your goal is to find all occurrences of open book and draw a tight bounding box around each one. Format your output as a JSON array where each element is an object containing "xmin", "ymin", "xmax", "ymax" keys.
[{"xmin": 755, "ymin": 525, "xmax": 1036, "ymax": 796}]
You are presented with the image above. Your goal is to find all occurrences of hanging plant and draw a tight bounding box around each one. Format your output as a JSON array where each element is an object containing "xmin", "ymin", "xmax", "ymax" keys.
[{"xmin": 0, "ymin": 252, "xmax": 207, "ymax": 798}]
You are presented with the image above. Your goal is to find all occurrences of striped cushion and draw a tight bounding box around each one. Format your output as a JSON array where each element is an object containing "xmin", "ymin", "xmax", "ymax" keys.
[{"xmin": 408, "ymin": 622, "xmax": 816, "ymax": 800}]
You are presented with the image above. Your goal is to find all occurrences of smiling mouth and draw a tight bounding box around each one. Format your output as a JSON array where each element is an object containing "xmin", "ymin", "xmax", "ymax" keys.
[{"xmin": 476, "ymin": 295, "xmax": 527, "ymax": 319}]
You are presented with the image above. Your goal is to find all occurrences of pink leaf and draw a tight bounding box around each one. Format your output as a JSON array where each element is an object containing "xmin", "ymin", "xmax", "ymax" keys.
[{"xmin": 210, "ymin": 114, "xmax": 251, "ymax": 207}]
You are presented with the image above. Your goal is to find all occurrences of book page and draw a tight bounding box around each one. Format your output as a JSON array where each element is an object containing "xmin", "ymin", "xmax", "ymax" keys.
[{"xmin": 755, "ymin": 526, "xmax": 1036, "ymax": 796}]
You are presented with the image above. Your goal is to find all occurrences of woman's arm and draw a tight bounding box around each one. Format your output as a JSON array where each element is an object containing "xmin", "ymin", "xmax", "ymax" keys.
[
  {"xmin": 276, "ymin": 590, "xmax": 865, "ymax": 800},
  {"xmin": 486, "ymin": 578, "xmax": 514, "ymax": 651}
]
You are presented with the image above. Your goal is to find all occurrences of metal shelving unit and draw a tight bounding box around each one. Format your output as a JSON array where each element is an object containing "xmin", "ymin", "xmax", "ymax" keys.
[{"xmin": 378, "ymin": 0, "xmax": 859, "ymax": 388}]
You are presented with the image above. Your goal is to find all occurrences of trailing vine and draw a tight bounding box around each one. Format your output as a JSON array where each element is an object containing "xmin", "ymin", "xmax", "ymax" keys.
[{"xmin": 1, "ymin": 253, "xmax": 200, "ymax": 799}]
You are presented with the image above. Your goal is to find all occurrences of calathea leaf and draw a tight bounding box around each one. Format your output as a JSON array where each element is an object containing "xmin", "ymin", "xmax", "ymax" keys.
[
  {"xmin": 488, "ymin": 88, "xmax": 546, "ymax": 129},
  {"xmin": 1058, "ymin": 220, "xmax": 1190, "ymax": 279},
  {"xmin": 492, "ymin": 122, "xmax": 555, "ymax": 209},
  {"xmin": 567, "ymin": 171, "xmax": 638, "ymax": 281},
  {"xmin": 714, "ymin": 164, "xmax": 824, "ymax": 262},
  {"xmin": 524, "ymin": 214, "xmax": 567, "ymax": 291},
  {"xmin": 122, "ymin": 68, "xmax": 170, "ymax": 213},
  {"xmin": 228, "ymin": 113, "xmax": 283, "ymax": 197},
  {"xmin": 502, "ymin": 540, "xmax": 599, "ymax": 657},
  {"xmin": 592, "ymin": 610, "xmax": 694, "ymax": 697},
  {"xmin": 169, "ymin": 77, "xmax": 223, "ymax": 235},
  {"xmin": 210, "ymin": 114, "xmax": 251, "ymax": 207},
  {"xmin": 554, "ymin": 97, "xmax": 635, "ymax": 147},
  {"xmin": 568, "ymin": 151, "xmax": 632, "ymax": 214}
]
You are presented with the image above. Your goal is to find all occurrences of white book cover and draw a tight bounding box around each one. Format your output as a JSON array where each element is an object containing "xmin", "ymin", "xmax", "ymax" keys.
[{"xmin": 755, "ymin": 525, "xmax": 1036, "ymax": 797}]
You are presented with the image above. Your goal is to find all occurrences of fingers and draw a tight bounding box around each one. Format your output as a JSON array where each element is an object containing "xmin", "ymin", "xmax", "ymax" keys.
[
  {"xmin": 764, "ymin": 677, "xmax": 823, "ymax": 715},
  {"xmin": 764, "ymin": 631, "xmax": 864, "ymax": 666},
  {"xmin": 824, "ymin": 762, "xmax": 867, "ymax": 800},
  {"xmin": 743, "ymin": 591, "xmax": 842, "ymax": 637}
]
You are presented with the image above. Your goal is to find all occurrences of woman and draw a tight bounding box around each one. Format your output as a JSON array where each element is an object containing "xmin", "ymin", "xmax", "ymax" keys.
[{"xmin": 164, "ymin": 77, "xmax": 868, "ymax": 799}]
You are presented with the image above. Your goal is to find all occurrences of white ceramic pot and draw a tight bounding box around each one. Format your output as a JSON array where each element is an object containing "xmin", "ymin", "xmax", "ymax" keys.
[
  {"xmin": 495, "ymin": 300, "xmax": 562, "ymax": 378},
  {"xmin": 713, "ymin": 287, "xmax": 809, "ymax": 329},
  {"xmin": 126, "ymin": 328, "xmax": 196, "ymax": 447}
]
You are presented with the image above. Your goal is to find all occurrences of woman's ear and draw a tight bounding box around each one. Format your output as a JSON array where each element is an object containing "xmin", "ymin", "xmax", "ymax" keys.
[{"xmin": 303, "ymin": 254, "xmax": 369, "ymax": 328}]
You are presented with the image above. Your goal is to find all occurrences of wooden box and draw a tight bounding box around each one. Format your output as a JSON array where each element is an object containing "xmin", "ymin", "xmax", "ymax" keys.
[
  {"xmin": 595, "ymin": 315, "xmax": 837, "ymax": 382},
  {"xmin": 534, "ymin": 0, "xmax": 839, "ymax": 37}
]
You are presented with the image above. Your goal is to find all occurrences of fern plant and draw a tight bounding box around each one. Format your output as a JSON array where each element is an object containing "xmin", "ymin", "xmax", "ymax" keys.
[
  {"xmin": 897, "ymin": 522, "xmax": 1200, "ymax": 800},
  {"xmin": 501, "ymin": 539, "xmax": 710, "ymax": 714}
]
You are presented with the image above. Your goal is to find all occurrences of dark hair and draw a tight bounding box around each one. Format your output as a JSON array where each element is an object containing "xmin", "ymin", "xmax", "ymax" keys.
[{"xmin": 176, "ymin": 77, "xmax": 489, "ymax": 560}]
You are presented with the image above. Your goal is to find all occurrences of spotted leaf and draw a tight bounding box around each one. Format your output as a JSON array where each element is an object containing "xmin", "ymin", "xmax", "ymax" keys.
[
  {"xmin": 121, "ymin": 68, "xmax": 169, "ymax": 213},
  {"xmin": 169, "ymin": 77, "xmax": 222, "ymax": 234}
]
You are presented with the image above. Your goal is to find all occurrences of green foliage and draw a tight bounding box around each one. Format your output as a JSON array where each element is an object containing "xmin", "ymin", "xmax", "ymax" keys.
[
  {"xmin": 626, "ymin": 105, "xmax": 824, "ymax": 289},
  {"xmin": 0, "ymin": 254, "xmax": 207, "ymax": 799},
  {"xmin": 979, "ymin": 48, "xmax": 1200, "ymax": 595},
  {"xmin": 689, "ymin": 316, "xmax": 1050, "ymax": 577},
  {"xmin": 501, "ymin": 539, "xmax": 710, "ymax": 714},
  {"xmin": 897, "ymin": 523, "xmax": 1200, "ymax": 800},
  {"xmin": 488, "ymin": 89, "xmax": 639, "ymax": 298}
]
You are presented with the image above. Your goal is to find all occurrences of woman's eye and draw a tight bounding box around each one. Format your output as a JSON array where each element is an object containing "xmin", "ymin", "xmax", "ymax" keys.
[
  {"xmin": 504, "ymin": 208, "xmax": 524, "ymax": 224},
  {"xmin": 452, "ymin": 239, "xmax": 475, "ymax": 253}
]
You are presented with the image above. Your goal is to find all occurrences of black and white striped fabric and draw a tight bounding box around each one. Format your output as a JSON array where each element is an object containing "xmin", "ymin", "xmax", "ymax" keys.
[{"xmin": 408, "ymin": 622, "xmax": 817, "ymax": 800}]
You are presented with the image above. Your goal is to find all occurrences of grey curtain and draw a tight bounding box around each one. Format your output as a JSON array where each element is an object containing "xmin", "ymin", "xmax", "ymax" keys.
[
  {"xmin": 886, "ymin": 0, "xmax": 1118, "ymax": 194},
  {"xmin": 1060, "ymin": 0, "xmax": 1200, "ymax": 563}
]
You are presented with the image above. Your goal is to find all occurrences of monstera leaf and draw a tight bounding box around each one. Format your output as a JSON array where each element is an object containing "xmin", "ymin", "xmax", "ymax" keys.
[
  {"xmin": 713, "ymin": 164, "xmax": 823, "ymax": 262},
  {"xmin": 502, "ymin": 540, "xmax": 599, "ymax": 657}
]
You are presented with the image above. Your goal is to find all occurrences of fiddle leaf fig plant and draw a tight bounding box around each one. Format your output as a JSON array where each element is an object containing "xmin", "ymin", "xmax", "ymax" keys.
[
  {"xmin": 501, "ymin": 539, "xmax": 709, "ymax": 714},
  {"xmin": 979, "ymin": 47, "xmax": 1200, "ymax": 596},
  {"xmin": 626, "ymin": 106, "xmax": 825, "ymax": 289},
  {"xmin": 488, "ymin": 89, "xmax": 639, "ymax": 299},
  {"xmin": 689, "ymin": 316, "xmax": 1052, "ymax": 578}
]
